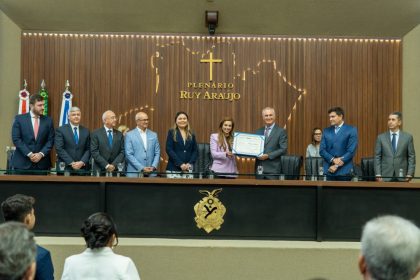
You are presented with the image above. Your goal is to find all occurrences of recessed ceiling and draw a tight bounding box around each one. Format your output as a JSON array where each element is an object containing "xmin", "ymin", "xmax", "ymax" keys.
[{"xmin": 0, "ymin": 0, "xmax": 419, "ymax": 37}]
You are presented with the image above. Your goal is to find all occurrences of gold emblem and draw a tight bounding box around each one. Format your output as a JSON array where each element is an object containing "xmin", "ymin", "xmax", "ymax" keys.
[
  {"xmin": 200, "ymin": 52, "xmax": 222, "ymax": 81},
  {"xmin": 194, "ymin": 188, "xmax": 226, "ymax": 233}
]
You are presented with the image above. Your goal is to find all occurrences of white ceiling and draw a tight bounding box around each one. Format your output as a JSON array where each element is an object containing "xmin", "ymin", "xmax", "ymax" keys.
[{"xmin": 1, "ymin": 0, "xmax": 419, "ymax": 37}]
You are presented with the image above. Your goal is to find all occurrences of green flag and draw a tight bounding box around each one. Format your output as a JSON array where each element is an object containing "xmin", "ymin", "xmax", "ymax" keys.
[{"xmin": 39, "ymin": 80, "xmax": 49, "ymax": 116}]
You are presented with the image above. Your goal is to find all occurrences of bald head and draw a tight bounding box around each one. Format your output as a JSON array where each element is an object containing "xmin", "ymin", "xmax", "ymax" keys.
[
  {"xmin": 135, "ymin": 112, "xmax": 149, "ymax": 131},
  {"xmin": 102, "ymin": 110, "xmax": 117, "ymax": 129}
]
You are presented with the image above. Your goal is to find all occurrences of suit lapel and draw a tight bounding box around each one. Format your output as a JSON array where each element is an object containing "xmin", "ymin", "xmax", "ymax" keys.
[
  {"xmin": 136, "ymin": 129, "xmax": 146, "ymax": 152},
  {"xmin": 265, "ymin": 125, "xmax": 277, "ymax": 144}
]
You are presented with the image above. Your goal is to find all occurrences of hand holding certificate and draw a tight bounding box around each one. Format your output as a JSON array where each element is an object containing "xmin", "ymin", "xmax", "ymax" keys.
[{"xmin": 232, "ymin": 132, "xmax": 265, "ymax": 157}]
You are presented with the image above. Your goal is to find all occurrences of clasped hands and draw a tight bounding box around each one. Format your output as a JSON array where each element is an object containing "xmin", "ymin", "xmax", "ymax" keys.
[
  {"xmin": 328, "ymin": 157, "xmax": 344, "ymax": 173},
  {"xmin": 29, "ymin": 153, "xmax": 43, "ymax": 163},
  {"xmin": 180, "ymin": 163, "xmax": 192, "ymax": 172}
]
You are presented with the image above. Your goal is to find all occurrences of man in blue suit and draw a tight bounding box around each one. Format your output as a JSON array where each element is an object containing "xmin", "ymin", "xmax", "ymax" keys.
[
  {"xmin": 11, "ymin": 94, "xmax": 54, "ymax": 174},
  {"xmin": 125, "ymin": 112, "xmax": 160, "ymax": 177},
  {"xmin": 320, "ymin": 107, "xmax": 358, "ymax": 181},
  {"xmin": 1, "ymin": 194, "xmax": 54, "ymax": 280}
]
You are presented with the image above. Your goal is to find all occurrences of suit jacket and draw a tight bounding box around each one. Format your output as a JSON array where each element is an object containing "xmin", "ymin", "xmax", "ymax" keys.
[
  {"xmin": 36, "ymin": 245, "xmax": 54, "ymax": 280},
  {"xmin": 320, "ymin": 124, "xmax": 358, "ymax": 176},
  {"xmin": 209, "ymin": 133, "xmax": 238, "ymax": 175},
  {"xmin": 165, "ymin": 128, "xmax": 198, "ymax": 171},
  {"xmin": 90, "ymin": 127, "xmax": 125, "ymax": 171},
  {"xmin": 55, "ymin": 124, "xmax": 90, "ymax": 170},
  {"xmin": 61, "ymin": 247, "xmax": 140, "ymax": 280},
  {"xmin": 255, "ymin": 124, "xmax": 288, "ymax": 177},
  {"xmin": 125, "ymin": 128, "xmax": 160, "ymax": 177},
  {"xmin": 11, "ymin": 113, "xmax": 54, "ymax": 170},
  {"xmin": 374, "ymin": 131, "xmax": 416, "ymax": 181}
]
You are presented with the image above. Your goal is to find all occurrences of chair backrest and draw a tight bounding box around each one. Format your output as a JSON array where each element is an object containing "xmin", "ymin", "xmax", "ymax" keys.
[
  {"xmin": 360, "ymin": 157, "xmax": 375, "ymax": 181},
  {"xmin": 304, "ymin": 157, "xmax": 323, "ymax": 179},
  {"xmin": 193, "ymin": 143, "xmax": 212, "ymax": 176},
  {"xmin": 280, "ymin": 155, "xmax": 303, "ymax": 180}
]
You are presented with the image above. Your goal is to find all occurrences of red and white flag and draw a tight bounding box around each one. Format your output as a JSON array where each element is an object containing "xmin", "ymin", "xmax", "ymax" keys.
[{"xmin": 18, "ymin": 80, "xmax": 30, "ymax": 114}]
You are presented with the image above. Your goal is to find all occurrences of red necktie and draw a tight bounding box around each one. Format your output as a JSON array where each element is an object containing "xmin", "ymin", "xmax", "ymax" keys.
[{"xmin": 34, "ymin": 117, "xmax": 39, "ymax": 139}]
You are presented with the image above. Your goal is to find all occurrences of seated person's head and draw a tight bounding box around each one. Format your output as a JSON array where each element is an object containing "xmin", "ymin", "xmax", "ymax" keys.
[
  {"xmin": 0, "ymin": 222, "xmax": 37, "ymax": 280},
  {"xmin": 359, "ymin": 215, "xmax": 420, "ymax": 280},
  {"xmin": 81, "ymin": 212, "xmax": 118, "ymax": 249},
  {"xmin": 1, "ymin": 194, "xmax": 36, "ymax": 230}
]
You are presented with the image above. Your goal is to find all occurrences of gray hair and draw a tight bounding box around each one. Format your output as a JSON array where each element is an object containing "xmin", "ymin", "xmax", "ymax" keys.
[
  {"xmin": 69, "ymin": 106, "xmax": 81, "ymax": 113},
  {"xmin": 361, "ymin": 215, "xmax": 420, "ymax": 280},
  {"xmin": 261, "ymin": 107, "xmax": 275, "ymax": 116},
  {"xmin": 0, "ymin": 222, "xmax": 36, "ymax": 279},
  {"xmin": 102, "ymin": 110, "xmax": 113, "ymax": 122}
]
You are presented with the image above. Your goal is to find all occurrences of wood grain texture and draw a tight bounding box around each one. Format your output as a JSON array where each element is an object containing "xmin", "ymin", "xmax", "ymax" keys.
[{"xmin": 21, "ymin": 34, "xmax": 401, "ymax": 173}]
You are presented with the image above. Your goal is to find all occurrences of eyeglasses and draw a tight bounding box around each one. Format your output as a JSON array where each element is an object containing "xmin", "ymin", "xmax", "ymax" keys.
[
  {"xmin": 314, "ymin": 133, "xmax": 322, "ymax": 135},
  {"xmin": 137, "ymin": 119, "xmax": 149, "ymax": 122}
]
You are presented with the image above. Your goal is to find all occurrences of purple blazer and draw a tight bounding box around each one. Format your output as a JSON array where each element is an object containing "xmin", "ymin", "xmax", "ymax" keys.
[{"xmin": 210, "ymin": 133, "xmax": 238, "ymax": 176}]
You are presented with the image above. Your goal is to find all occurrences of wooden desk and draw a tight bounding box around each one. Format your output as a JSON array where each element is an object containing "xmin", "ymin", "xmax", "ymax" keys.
[{"xmin": 1, "ymin": 175, "xmax": 419, "ymax": 240}]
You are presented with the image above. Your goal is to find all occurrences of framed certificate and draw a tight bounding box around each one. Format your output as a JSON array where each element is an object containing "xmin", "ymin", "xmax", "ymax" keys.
[{"xmin": 232, "ymin": 132, "xmax": 265, "ymax": 157}]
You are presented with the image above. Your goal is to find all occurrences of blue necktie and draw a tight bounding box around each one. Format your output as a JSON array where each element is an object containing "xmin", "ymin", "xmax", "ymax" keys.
[
  {"xmin": 74, "ymin": 127, "xmax": 79, "ymax": 145},
  {"xmin": 335, "ymin": 126, "xmax": 340, "ymax": 134},
  {"xmin": 391, "ymin": 133, "xmax": 397, "ymax": 153},
  {"xmin": 107, "ymin": 129, "xmax": 113, "ymax": 148}
]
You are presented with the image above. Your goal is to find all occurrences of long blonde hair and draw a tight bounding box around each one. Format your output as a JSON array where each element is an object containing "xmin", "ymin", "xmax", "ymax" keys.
[
  {"xmin": 172, "ymin": 111, "xmax": 193, "ymax": 141},
  {"xmin": 217, "ymin": 117, "xmax": 235, "ymax": 151}
]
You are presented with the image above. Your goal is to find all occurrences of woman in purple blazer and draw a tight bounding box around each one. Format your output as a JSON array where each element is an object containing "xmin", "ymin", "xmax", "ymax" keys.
[{"xmin": 210, "ymin": 117, "xmax": 238, "ymax": 178}]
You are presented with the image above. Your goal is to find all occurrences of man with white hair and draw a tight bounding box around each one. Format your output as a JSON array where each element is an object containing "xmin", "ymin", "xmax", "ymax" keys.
[
  {"xmin": 90, "ymin": 110, "xmax": 125, "ymax": 175},
  {"xmin": 0, "ymin": 222, "xmax": 37, "ymax": 280},
  {"xmin": 359, "ymin": 215, "xmax": 420, "ymax": 280},
  {"xmin": 55, "ymin": 106, "xmax": 91, "ymax": 174}
]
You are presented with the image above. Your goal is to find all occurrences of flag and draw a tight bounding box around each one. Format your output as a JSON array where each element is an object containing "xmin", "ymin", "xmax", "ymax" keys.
[
  {"xmin": 39, "ymin": 79, "xmax": 49, "ymax": 116},
  {"xmin": 59, "ymin": 81, "xmax": 73, "ymax": 127},
  {"xmin": 18, "ymin": 80, "xmax": 30, "ymax": 114}
]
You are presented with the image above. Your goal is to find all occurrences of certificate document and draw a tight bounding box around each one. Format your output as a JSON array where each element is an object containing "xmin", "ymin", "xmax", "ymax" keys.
[{"xmin": 232, "ymin": 132, "xmax": 265, "ymax": 157}]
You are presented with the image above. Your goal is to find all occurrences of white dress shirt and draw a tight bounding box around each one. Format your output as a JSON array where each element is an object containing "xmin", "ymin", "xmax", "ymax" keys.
[
  {"xmin": 61, "ymin": 247, "xmax": 141, "ymax": 280},
  {"xmin": 390, "ymin": 130, "xmax": 400, "ymax": 150},
  {"xmin": 137, "ymin": 128, "xmax": 148, "ymax": 151}
]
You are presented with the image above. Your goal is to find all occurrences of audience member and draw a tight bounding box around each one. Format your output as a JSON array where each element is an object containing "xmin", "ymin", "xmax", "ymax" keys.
[
  {"xmin": 359, "ymin": 215, "xmax": 420, "ymax": 280},
  {"xmin": 1, "ymin": 194, "xmax": 54, "ymax": 280},
  {"xmin": 61, "ymin": 212, "xmax": 140, "ymax": 280},
  {"xmin": 0, "ymin": 222, "xmax": 37, "ymax": 280}
]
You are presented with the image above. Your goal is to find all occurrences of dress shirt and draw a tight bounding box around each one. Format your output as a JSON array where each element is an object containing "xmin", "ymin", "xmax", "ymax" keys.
[
  {"xmin": 137, "ymin": 128, "xmax": 148, "ymax": 150},
  {"xmin": 390, "ymin": 130, "xmax": 400, "ymax": 151}
]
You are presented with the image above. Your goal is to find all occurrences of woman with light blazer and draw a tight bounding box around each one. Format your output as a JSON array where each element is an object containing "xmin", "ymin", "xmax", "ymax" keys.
[
  {"xmin": 210, "ymin": 117, "xmax": 238, "ymax": 178},
  {"xmin": 165, "ymin": 111, "xmax": 198, "ymax": 174},
  {"xmin": 61, "ymin": 212, "xmax": 140, "ymax": 280}
]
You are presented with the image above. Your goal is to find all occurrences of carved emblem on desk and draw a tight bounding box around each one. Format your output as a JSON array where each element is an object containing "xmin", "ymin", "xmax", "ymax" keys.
[{"xmin": 194, "ymin": 188, "xmax": 226, "ymax": 233}]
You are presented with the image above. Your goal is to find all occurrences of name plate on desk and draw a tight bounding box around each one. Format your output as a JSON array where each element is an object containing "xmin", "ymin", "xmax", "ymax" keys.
[{"xmin": 232, "ymin": 132, "xmax": 265, "ymax": 157}]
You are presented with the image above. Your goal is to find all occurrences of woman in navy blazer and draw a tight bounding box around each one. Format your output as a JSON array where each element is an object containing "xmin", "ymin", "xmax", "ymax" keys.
[
  {"xmin": 210, "ymin": 117, "xmax": 238, "ymax": 178},
  {"xmin": 165, "ymin": 112, "xmax": 198, "ymax": 172}
]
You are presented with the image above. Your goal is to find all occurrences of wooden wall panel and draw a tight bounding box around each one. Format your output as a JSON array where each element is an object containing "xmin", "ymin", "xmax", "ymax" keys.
[{"xmin": 21, "ymin": 33, "xmax": 401, "ymax": 173}]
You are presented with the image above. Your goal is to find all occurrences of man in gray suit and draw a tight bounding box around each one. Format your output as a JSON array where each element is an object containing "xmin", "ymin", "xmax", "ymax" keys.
[
  {"xmin": 90, "ymin": 110, "xmax": 125, "ymax": 175},
  {"xmin": 375, "ymin": 112, "xmax": 416, "ymax": 182},
  {"xmin": 255, "ymin": 107, "xmax": 288, "ymax": 179}
]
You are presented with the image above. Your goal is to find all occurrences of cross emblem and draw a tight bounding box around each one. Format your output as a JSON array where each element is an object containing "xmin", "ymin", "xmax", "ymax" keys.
[{"xmin": 200, "ymin": 52, "xmax": 222, "ymax": 81}]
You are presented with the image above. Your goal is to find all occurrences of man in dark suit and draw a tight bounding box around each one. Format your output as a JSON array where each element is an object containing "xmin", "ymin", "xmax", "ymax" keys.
[
  {"xmin": 90, "ymin": 110, "xmax": 125, "ymax": 175},
  {"xmin": 11, "ymin": 93, "xmax": 54, "ymax": 174},
  {"xmin": 55, "ymin": 106, "xmax": 90, "ymax": 175},
  {"xmin": 320, "ymin": 107, "xmax": 358, "ymax": 181},
  {"xmin": 374, "ymin": 112, "xmax": 416, "ymax": 182},
  {"xmin": 1, "ymin": 194, "xmax": 54, "ymax": 280},
  {"xmin": 255, "ymin": 107, "xmax": 288, "ymax": 179}
]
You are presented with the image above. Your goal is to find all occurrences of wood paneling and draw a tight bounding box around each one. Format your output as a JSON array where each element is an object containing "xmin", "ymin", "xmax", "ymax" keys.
[{"xmin": 21, "ymin": 34, "xmax": 401, "ymax": 173}]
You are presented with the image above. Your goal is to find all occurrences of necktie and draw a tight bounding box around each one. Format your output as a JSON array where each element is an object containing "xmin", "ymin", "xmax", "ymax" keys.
[
  {"xmin": 74, "ymin": 127, "xmax": 79, "ymax": 145},
  {"xmin": 391, "ymin": 133, "xmax": 397, "ymax": 153},
  {"xmin": 335, "ymin": 126, "xmax": 340, "ymax": 134},
  {"xmin": 264, "ymin": 126, "xmax": 271, "ymax": 138},
  {"xmin": 107, "ymin": 129, "xmax": 113, "ymax": 148},
  {"xmin": 34, "ymin": 117, "xmax": 39, "ymax": 139}
]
